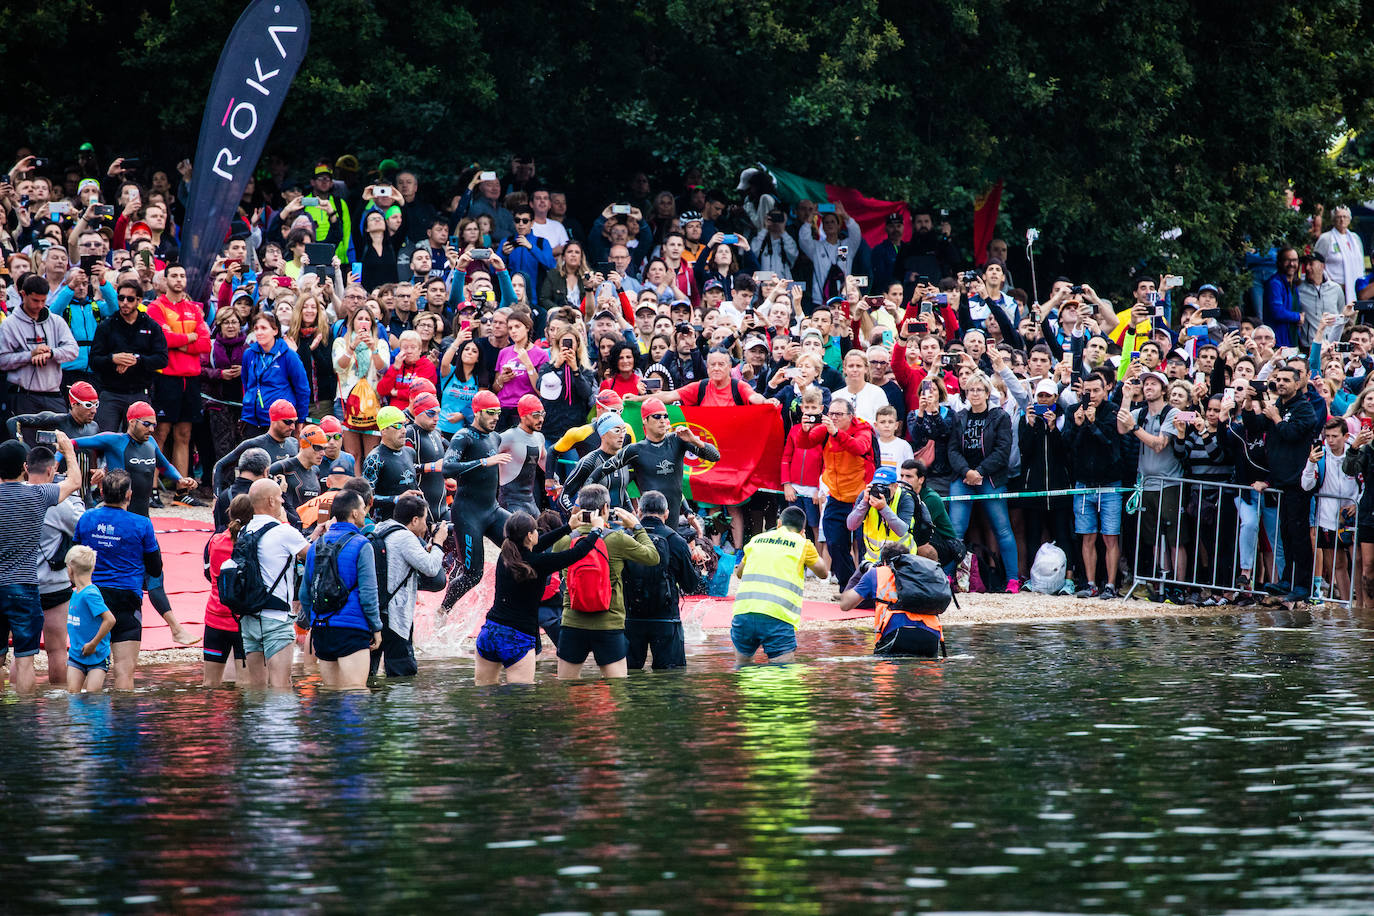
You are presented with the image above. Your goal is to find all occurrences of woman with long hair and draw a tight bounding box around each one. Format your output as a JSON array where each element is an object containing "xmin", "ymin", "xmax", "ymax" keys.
[
  {"xmin": 694, "ymin": 242, "xmax": 746, "ymax": 295},
  {"xmin": 285, "ymin": 294, "xmax": 335, "ymax": 413},
  {"xmin": 439, "ymin": 337, "xmax": 486, "ymax": 435},
  {"xmin": 541, "ymin": 240, "xmax": 594, "ymax": 312},
  {"xmin": 473, "ymin": 510, "xmax": 604, "ymax": 686},
  {"xmin": 202, "ymin": 494, "xmax": 252, "ymax": 687},
  {"xmin": 493, "ymin": 309, "xmax": 548, "ymax": 429},
  {"xmin": 332, "ymin": 306, "xmax": 391, "ymax": 466},
  {"xmin": 358, "ymin": 209, "xmax": 399, "ymax": 290}
]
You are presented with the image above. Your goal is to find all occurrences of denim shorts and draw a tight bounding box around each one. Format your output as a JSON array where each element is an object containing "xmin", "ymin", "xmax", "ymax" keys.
[
  {"xmin": 1073, "ymin": 485, "xmax": 1122, "ymax": 536},
  {"xmin": 67, "ymin": 657, "xmax": 110, "ymax": 674},
  {"xmin": 0, "ymin": 584, "xmax": 44, "ymax": 658},
  {"xmin": 240, "ymin": 615, "xmax": 296, "ymax": 660},
  {"xmin": 730, "ymin": 612, "xmax": 798, "ymax": 659},
  {"xmin": 476, "ymin": 620, "xmax": 537, "ymax": 667}
]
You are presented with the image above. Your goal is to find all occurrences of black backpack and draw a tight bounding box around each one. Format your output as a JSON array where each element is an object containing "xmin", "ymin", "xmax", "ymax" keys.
[
  {"xmin": 219, "ymin": 522, "xmax": 290, "ymax": 619},
  {"xmin": 695, "ymin": 377, "xmax": 749, "ymax": 406},
  {"xmin": 623, "ymin": 528, "xmax": 676, "ymax": 619},
  {"xmin": 309, "ymin": 531, "xmax": 360, "ymax": 620},
  {"xmin": 368, "ymin": 525, "xmax": 420, "ymax": 614},
  {"xmin": 888, "ymin": 553, "xmax": 953, "ymax": 615}
]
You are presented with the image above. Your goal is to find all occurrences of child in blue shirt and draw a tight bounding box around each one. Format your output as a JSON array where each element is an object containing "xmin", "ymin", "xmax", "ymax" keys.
[{"xmin": 65, "ymin": 545, "xmax": 115, "ymax": 694}]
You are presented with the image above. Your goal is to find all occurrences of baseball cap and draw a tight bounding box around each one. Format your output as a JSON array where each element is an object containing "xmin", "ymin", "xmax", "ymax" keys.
[
  {"xmin": 669, "ymin": 299, "xmax": 692, "ymax": 312},
  {"xmin": 702, "ymin": 278, "xmax": 724, "ymax": 293},
  {"xmin": 592, "ymin": 309, "xmax": 617, "ymax": 322},
  {"xmin": 129, "ymin": 221, "xmax": 152, "ymax": 237},
  {"xmin": 297, "ymin": 424, "xmax": 327, "ymax": 448},
  {"xmin": 268, "ymin": 399, "xmax": 298, "ymax": 422},
  {"xmin": 1140, "ymin": 370, "xmax": 1168, "ymax": 386},
  {"xmin": 635, "ymin": 300, "xmax": 658, "ymax": 314},
  {"xmin": 1197, "ymin": 283, "xmax": 1221, "ymax": 296},
  {"xmin": 824, "ymin": 295, "xmax": 848, "ymax": 308},
  {"xmin": 313, "ymin": 160, "xmax": 333, "ymax": 177},
  {"xmin": 595, "ymin": 389, "xmax": 624, "ymax": 411},
  {"xmin": 376, "ymin": 405, "xmax": 406, "ymax": 430},
  {"xmin": 885, "ymin": 211, "xmax": 903, "ymax": 225},
  {"xmin": 642, "ymin": 397, "xmax": 668, "ymax": 416},
  {"xmin": 871, "ymin": 466, "xmax": 898, "ymax": 486},
  {"xmin": 318, "ymin": 415, "xmax": 343, "ymax": 435},
  {"xmin": 594, "ymin": 413, "xmax": 626, "ymax": 436},
  {"xmin": 410, "ymin": 392, "xmax": 440, "ymax": 414},
  {"xmin": 1302, "ymin": 250, "xmax": 1326, "ymax": 263},
  {"xmin": 1035, "ymin": 378, "xmax": 1058, "ymax": 397},
  {"xmin": 126, "ymin": 401, "xmax": 156, "ymax": 422},
  {"xmin": 517, "ymin": 394, "xmax": 544, "ymax": 417},
  {"xmin": 68, "ymin": 381, "xmax": 99, "ymax": 404},
  {"xmin": 472, "ymin": 390, "xmax": 501, "ymax": 412},
  {"xmin": 736, "ymin": 167, "xmax": 762, "ymax": 192},
  {"xmin": 78, "ymin": 178, "xmax": 100, "ymax": 195},
  {"xmin": 800, "ymin": 328, "xmax": 824, "ymax": 344},
  {"xmin": 744, "ymin": 335, "xmax": 769, "ymax": 350}
]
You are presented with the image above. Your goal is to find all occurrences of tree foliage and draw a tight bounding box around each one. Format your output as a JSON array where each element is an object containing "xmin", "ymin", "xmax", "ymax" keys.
[{"xmin": 4, "ymin": 0, "xmax": 1372, "ymax": 294}]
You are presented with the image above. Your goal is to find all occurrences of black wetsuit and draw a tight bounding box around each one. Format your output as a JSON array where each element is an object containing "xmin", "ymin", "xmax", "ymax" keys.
[
  {"xmin": 269, "ymin": 456, "xmax": 322, "ymax": 525},
  {"xmin": 406, "ymin": 422, "xmax": 450, "ymax": 521},
  {"xmin": 561, "ymin": 449, "xmax": 628, "ymax": 513},
  {"xmin": 213, "ymin": 432, "xmax": 299, "ymax": 493},
  {"xmin": 613, "ymin": 434, "xmax": 721, "ymax": 525},
  {"xmin": 497, "ymin": 426, "xmax": 544, "ymax": 517},
  {"xmin": 440, "ymin": 424, "xmax": 510, "ymax": 609},
  {"xmin": 6, "ymin": 410, "xmax": 98, "ymax": 441},
  {"xmin": 362, "ymin": 442, "xmax": 418, "ymax": 520}
]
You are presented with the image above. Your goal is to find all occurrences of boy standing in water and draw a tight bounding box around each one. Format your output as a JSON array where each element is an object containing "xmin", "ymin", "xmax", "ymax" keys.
[{"xmin": 65, "ymin": 545, "xmax": 115, "ymax": 693}]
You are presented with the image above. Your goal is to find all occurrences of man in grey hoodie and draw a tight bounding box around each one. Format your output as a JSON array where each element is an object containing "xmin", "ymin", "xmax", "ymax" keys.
[
  {"xmin": 369, "ymin": 492, "xmax": 448, "ymax": 677},
  {"xmin": 0, "ymin": 275, "xmax": 78, "ymax": 418}
]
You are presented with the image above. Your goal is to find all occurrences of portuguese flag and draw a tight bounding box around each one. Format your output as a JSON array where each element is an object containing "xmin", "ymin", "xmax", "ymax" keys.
[
  {"xmin": 621, "ymin": 402, "xmax": 785, "ymax": 506},
  {"xmin": 764, "ymin": 165, "xmax": 910, "ymax": 249}
]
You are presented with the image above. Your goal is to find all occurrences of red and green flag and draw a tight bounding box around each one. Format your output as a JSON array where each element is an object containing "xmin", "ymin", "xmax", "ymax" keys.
[
  {"xmin": 622, "ymin": 402, "xmax": 785, "ymax": 506},
  {"xmin": 764, "ymin": 165, "xmax": 910, "ymax": 248},
  {"xmin": 972, "ymin": 179, "xmax": 1003, "ymax": 266}
]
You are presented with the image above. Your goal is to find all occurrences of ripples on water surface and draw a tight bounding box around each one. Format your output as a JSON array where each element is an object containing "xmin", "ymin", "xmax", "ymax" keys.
[{"xmin": 4, "ymin": 610, "xmax": 1374, "ymax": 914}]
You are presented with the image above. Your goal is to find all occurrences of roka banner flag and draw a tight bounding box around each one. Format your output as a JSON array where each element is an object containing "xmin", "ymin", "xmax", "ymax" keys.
[
  {"xmin": 622, "ymin": 403, "xmax": 785, "ymax": 506},
  {"xmin": 182, "ymin": 0, "xmax": 311, "ymax": 302}
]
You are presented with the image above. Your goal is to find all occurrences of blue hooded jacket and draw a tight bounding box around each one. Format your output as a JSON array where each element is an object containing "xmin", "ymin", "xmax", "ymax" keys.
[{"xmin": 241, "ymin": 336, "xmax": 310, "ymax": 426}]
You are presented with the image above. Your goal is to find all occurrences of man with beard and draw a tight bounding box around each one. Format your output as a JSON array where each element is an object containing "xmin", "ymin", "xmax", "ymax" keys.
[{"xmin": 894, "ymin": 207, "xmax": 959, "ymax": 290}]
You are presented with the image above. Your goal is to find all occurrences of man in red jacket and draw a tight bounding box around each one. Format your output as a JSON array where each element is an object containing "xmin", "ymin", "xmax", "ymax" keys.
[{"xmin": 146, "ymin": 264, "xmax": 210, "ymax": 494}]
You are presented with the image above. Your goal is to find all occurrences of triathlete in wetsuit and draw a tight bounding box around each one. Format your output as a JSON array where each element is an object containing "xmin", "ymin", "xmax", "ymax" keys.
[
  {"xmin": 608, "ymin": 397, "xmax": 720, "ymax": 525},
  {"xmin": 549, "ymin": 388, "xmax": 635, "ymax": 481},
  {"xmin": 498, "ymin": 394, "xmax": 546, "ymax": 517},
  {"xmin": 405, "ymin": 391, "xmax": 450, "ymax": 521},
  {"xmin": 6, "ymin": 380, "xmax": 100, "ymax": 440},
  {"xmin": 211, "ymin": 400, "xmax": 300, "ymax": 492},
  {"xmin": 363, "ymin": 406, "xmax": 418, "ymax": 520},
  {"xmin": 561, "ymin": 413, "xmax": 630, "ymax": 514},
  {"xmin": 72, "ymin": 402, "xmax": 196, "ymax": 516},
  {"xmin": 440, "ymin": 390, "xmax": 513, "ymax": 611},
  {"xmin": 72, "ymin": 401, "xmax": 196, "ymax": 629},
  {"xmin": 314, "ymin": 416, "xmax": 355, "ymax": 491},
  {"xmin": 267, "ymin": 423, "xmax": 327, "ymax": 526}
]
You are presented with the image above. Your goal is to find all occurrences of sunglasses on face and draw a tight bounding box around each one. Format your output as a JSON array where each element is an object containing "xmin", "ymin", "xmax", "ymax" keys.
[
  {"xmin": 479, "ymin": 407, "xmax": 501, "ymax": 415},
  {"xmin": 420, "ymin": 409, "xmax": 439, "ymax": 418},
  {"xmin": 118, "ymin": 294, "xmax": 139, "ymax": 302},
  {"xmin": 514, "ymin": 217, "xmax": 532, "ymax": 224},
  {"xmin": 648, "ymin": 413, "xmax": 669, "ymax": 420},
  {"xmin": 135, "ymin": 419, "xmax": 156, "ymax": 429},
  {"xmin": 325, "ymin": 433, "xmax": 343, "ymax": 441}
]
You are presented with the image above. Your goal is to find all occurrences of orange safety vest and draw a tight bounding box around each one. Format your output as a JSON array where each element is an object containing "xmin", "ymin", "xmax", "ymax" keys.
[{"xmin": 873, "ymin": 566, "xmax": 943, "ymax": 637}]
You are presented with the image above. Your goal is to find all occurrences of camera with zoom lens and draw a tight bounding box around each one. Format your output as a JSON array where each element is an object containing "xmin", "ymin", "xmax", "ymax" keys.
[{"xmin": 961, "ymin": 270, "xmax": 979, "ymax": 284}]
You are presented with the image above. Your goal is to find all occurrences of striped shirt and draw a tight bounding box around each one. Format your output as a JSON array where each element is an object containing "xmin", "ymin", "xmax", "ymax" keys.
[{"xmin": 0, "ymin": 481, "xmax": 62, "ymax": 587}]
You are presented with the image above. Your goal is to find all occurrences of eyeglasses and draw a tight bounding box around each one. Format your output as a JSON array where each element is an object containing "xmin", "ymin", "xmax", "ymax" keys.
[
  {"xmin": 648, "ymin": 413, "xmax": 669, "ymax": 420},
  {"xmin": 117, "ymin": 294, "xmax": 138, "ymax": 302},
  {"xmin": 70, "ymin": 398, "xmax": 98, "ymax": 410}
]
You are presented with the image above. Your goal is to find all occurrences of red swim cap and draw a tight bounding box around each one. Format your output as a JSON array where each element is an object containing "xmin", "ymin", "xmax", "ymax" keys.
[
  {"xmin": 126, "ymin": 401, "xmax": 156, "ymax": 422},
  {"xmin": 268, "ymin": 399, "xmax": 298, "ymax": 422},
  {"xmin": 68, "ymin": 381, "xmax": 98, "ymax": 404},
  {"xmin": 642, "ymin": 397, "xmax": 667, "ymax": 416},
  {"xmin": 410, "ymin": 392, "xmax": 440, "ymax": 414},
  {"xmin": 517, "ymin": 394, "xmax": 544, "ymax": 418},
  {"xmin": 471, "ymin": 390, "xmax": 501, "ymax": 412}
]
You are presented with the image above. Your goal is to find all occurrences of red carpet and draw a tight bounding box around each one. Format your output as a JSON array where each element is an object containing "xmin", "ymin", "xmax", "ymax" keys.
[{"xmin": 143, "ymin": 521, "xmax": 866, "ymax": 652}]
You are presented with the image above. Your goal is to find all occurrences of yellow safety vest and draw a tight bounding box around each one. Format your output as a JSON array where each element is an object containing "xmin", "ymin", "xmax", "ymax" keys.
[
  {"xmin": 861, "ymin": 504, "xmax": 914, "ymax": 565},
  {"xmin": 734, "ymin": 528, "xmax": 808, "ymax": 627}
]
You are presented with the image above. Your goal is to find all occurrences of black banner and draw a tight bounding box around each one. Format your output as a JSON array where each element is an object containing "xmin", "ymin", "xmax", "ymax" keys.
[{"xmin": 182, "ymin": 0, "xmax": 311, "ymax": 303}]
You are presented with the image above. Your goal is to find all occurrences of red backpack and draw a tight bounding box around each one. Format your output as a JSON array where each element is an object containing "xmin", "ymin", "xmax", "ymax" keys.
[{"xmin": 566, "ymin": 536, "xmax": 612, "ymax": 613}]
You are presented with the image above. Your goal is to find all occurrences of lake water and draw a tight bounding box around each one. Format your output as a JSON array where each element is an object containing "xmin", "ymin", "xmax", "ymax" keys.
[{"xmin": 5, "ymin": 610, "xmax": 1374, "ymax": 914}]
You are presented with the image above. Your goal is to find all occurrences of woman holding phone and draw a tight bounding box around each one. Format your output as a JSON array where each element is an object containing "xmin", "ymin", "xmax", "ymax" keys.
[
  {"xmin": 332, "ymin": 307, "xmax": 391, "ymax": 466},
  {"xmin": 536, "ymin": 319, "xmax": 596, "ymax": 459}
]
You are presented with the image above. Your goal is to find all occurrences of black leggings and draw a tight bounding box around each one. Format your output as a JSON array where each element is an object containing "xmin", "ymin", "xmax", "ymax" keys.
[{"xmin": 440, "ymin": 506, "xmax": 511, "ymax": 611}]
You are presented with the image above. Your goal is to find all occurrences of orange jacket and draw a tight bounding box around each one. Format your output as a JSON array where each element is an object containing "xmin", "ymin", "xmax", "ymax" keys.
[
  {"xmin": 801, "ymin": 415, "xmax": 876, "ymax": 502},
  {"xmin": 147, "ymin": 295, "xmax": 210, "ymax": 377}
]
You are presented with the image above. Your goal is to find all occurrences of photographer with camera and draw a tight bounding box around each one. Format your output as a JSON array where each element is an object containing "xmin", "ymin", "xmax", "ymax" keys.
[
  {"xmin": 1242, "ymin": 366, "xmax": 1320, "ymax": 601},
  {"xmin": 369, "ymin": 493, "xmax": 447, "ymax": 678},
  {"xmin": 845, "ymin": 466, "xmax": 918, "ymax": 578}
]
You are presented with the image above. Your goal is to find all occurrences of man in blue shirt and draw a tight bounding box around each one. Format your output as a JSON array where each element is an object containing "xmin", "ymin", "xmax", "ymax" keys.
[
  {"xmin": 74, "ymin": 469, "xmax": 192, "ymax": 690},
  {"xmin": 299, "ymin": 489, "xmax": 381, "ymax": 689},
  {"xmin": 501, "ymin": 204, "xmax": 556, "ymax": 300}
]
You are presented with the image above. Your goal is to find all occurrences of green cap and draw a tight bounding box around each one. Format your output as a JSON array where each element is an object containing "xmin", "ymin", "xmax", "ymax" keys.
[
  {"xmin": 376, "ymin": 405, "xmax": 406, "ymax": 430},
  {"xmin": 79, "ymin": 142, "xmax": 94, "ymax": 152},
  {"xmin": 377, "ymin": 158, "xmax": 400, "ymax": 173}
]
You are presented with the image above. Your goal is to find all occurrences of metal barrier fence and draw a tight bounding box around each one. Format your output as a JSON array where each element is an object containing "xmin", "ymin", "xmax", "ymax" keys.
[{"xmin": 1127, "ymin": 474, "xmax": 1359, "ymax": 606}]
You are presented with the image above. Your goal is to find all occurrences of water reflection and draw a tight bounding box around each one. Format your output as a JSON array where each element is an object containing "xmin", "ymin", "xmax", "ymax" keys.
[{"xmin": 3, "ymin": 611, "xmax": 1374, "ymax": 913}]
